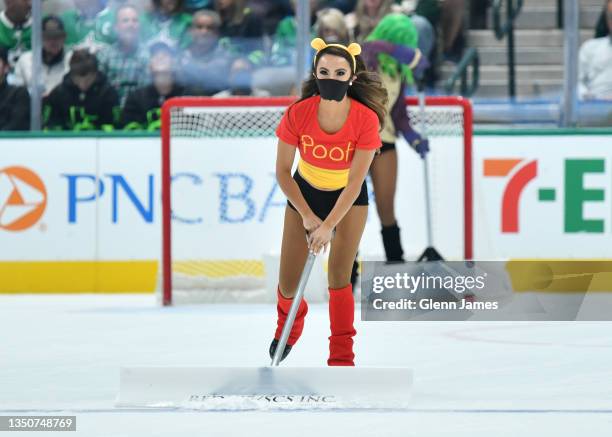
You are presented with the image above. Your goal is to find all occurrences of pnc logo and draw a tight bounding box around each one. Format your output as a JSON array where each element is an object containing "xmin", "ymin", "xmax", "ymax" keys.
[{"xmin": 0, "ymin": 166, "xmax": 47, "ymax": 231}]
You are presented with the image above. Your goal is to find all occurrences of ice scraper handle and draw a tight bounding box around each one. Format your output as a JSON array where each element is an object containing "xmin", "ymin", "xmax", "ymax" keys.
[{"xmin": 271, "ymin": 251, "xmax": 317, "ymax": 366}]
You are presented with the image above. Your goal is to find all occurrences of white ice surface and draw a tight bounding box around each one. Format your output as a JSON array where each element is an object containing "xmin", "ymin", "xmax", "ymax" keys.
[{"xmin": 1, "ymin": 294, "xmax": 611, "ymax": 436}]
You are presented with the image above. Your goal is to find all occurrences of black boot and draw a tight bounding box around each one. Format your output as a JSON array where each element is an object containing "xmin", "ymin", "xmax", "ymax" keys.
[
  {"xmin": 381, "ymin": 223, "xmax": 405, "ymax": 263},
  {"xmin": 269, "ymin": 339, "xmax": 292, "ymax": 362}
]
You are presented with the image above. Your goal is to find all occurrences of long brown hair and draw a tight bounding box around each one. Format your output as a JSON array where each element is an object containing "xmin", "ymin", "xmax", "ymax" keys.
[{"xmin": 298, "ymin": 45, "xmax": 388, "ymax": 129}]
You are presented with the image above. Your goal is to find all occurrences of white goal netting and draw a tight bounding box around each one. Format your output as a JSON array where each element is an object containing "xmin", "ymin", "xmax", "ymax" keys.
[{"xmin": 169, "ymin": 104, "xmax": 465, "ymax": 137}]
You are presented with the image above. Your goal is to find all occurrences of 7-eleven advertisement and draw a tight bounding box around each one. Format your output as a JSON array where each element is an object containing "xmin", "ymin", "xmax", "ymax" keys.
[{"xmin": 474, "ymin": 135, "xmax": 612, "ymax": 259}]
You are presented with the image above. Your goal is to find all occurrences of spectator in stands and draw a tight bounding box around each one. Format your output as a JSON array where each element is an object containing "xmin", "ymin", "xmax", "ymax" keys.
[
  {"xmin": 97, "ymin": 4, "xmax": 149, "ymax": 105},
  {"xmin": 392, "ymin": 0, "xmax": 439, "ymax": 86},
  {"xmin": 263, "ymin": 4, "xmax": 347, "ymax": 64},
  {"xmin": 246, "ymin": 0, "xmax": 293, "ymax": 35},
  {"xmin": 13, "ymin": 16, "xmax": 71, "ymax": 96},
  {"xmin": 393, "ymin": 1, "xmax": 436, "ymax": 59},
  {"xmin": 177, "ymin": 10, "xmax": 234, "ymax": 95},
  {"xmin": 0, "ymin": 45, "xmax": 29, "ymax": 130},
  {"xmin": 121, "ymin": 43, "xmax": 186, "ymax": 130},
  {"xmin": 440, "ymin": 0, "xmax": 466, "ymax": 62},
  {"xmin": 346, "ymin": 0, "xmax": 435, "ymax": 61},
  {"xmin": 60, "ymin": 0, "xmax": 118, "ymax": 51},
  {"xmin": 345, "ymin": 0, "xmax": 392, "ymax": 43},
  {"xmin": 411, "ymin": 0, "xmax": 441, "ymax": 32},
  {"xmin": 268, "ymin": 0, "xmax": 319, "ymax": 67},
  {"xmin": 0, "ymin": 0, "xmax": 32, "ymax": 66},
  {"xmin": 140, "ymin": 0, "xmax": 193, "ymax": 49},
  {"xmin": 315, "ymin": 7, "xmax": 349, "ymax": 44},
  {"xmin": 579, "ymin": 0, "xmax": 612, "ymax": 100},
  {"xmin": 44, "ymin": 49, "xmax": 119, "ymax": 130},
  {"xmin": 214, "ymin": 0, "xmax": 264, "ymax": 65}
]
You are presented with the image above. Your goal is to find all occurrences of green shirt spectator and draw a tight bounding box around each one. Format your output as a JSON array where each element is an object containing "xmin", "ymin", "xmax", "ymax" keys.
[
  {"xmin": 140, "ymin": 0, "xmax": 193, "ymax": 49},
  {"xmin": 269, "ymin": 0, "xmax": 319, "ymax": 67},
  {"xmin": 60, "ymin": 5, "xmax": 117, "ymax": 49},
  {"xmin": 0, "ymin": 0, "xmax": 32, "ymax": 66},
  {"xmin": 270, "ymin": 15, "xmax": 298, "ymax": 66}
]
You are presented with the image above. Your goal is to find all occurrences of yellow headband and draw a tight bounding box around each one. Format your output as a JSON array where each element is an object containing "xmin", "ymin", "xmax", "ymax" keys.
[{"xmin": 311, "ymin": 37, "xmax": 361, "ymax": 72}]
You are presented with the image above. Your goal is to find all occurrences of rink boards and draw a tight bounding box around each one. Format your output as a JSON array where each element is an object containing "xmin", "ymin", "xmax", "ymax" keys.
[{"xmin": 1, "ymin": 131, "xmax": 612, "ymax": 292}]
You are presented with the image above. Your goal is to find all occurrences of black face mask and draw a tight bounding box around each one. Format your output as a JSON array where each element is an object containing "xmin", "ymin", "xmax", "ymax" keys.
[{"xmin": 316, "ymin": 77, "xmax": 350, "ymax": 102}]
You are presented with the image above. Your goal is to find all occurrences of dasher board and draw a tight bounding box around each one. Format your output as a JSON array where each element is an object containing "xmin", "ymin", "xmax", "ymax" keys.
[{"xmin": 116, "ymin": 366, "xmax": 413, "ymax": 410}]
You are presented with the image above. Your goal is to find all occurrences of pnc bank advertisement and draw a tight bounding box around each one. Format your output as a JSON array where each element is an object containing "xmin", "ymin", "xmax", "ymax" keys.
[{"xmin": 0, "ymin": 133, "xmax": 610, "ymax": 292}]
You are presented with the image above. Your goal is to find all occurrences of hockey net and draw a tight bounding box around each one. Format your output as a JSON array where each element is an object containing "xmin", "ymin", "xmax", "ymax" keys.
[{"xmin": 160, "ymin": 96, "xmax": 472, "ymax": 305}]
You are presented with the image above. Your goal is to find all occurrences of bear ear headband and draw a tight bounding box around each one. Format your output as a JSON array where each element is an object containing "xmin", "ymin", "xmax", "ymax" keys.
[{"xmin": 311, "ymin": 37, "xmax": 361, "ymax": 72}]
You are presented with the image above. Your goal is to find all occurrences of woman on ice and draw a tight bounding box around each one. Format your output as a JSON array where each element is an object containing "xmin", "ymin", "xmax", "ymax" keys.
[
  {"xmin": 271, "ymin": 37, "xmax": 387, "ymax": 366},
  {"xmin": 361, "ymin": 13, "xmax": 430, "ymax": 264}
]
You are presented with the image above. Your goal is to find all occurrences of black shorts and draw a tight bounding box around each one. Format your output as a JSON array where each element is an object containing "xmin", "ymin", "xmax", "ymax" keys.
[
  {"xmin": 287, "ymin": 170, "xmax": 368, "ymax": 220},
  {"xmin": 379, "ymin": 141, "xmax": 396, "ymax": 154}
]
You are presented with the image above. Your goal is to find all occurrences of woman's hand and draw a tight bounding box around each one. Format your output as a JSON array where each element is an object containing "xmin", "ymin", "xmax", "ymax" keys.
[
  {"xmin": 308, "ymin": 223, "xmax": 334, "ymax": 255},
  {"xmin": 302, "ymin": 212, "xmax": 322, "ymax": 234}
]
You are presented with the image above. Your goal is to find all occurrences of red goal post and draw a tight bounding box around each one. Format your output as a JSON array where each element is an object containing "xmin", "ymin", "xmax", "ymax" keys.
[{"xmin": 161, "ymin": 96, "xmax": 473, "ymax": 306}]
